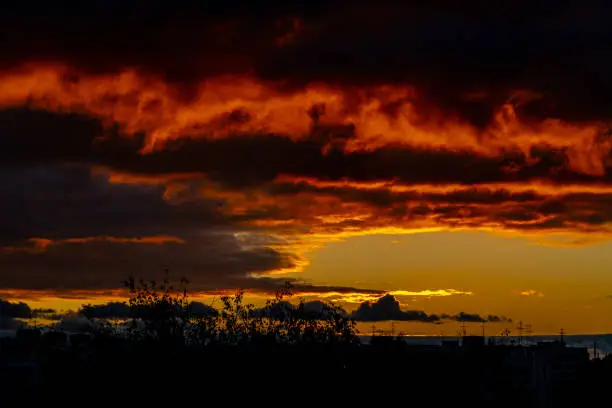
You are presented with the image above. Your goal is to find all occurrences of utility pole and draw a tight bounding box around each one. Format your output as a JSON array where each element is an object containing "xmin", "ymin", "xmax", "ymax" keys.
[
  {"xmin": 559, "ymin": 328, "xmax": 565, "ymax": 344},
  {"xmin": 391, "ymin": 322, "xmax": 395, "ymax": 338}
]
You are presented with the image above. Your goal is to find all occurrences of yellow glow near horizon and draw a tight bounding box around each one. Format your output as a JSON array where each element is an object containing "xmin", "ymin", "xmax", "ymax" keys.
[{"xmin": 4, "ymin": 230, "xmax": 612, "ymax": 335}]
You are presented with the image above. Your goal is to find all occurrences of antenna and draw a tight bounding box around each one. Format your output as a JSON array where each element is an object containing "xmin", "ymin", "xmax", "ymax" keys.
[
  {"xmin": 391, "ymin": 322, "xmax": 395, "ymax": 337},
  {"xmin": 481, "ymin": 321, "xmax": 485, "ymax": 337},
  {"xmin": 460, "ymin": 321, "xmax": 467, "ymax": 337},
  {"xmin": 559, "ymin": 328, "xmax": 565, "ymax": 344},
  {"xmin": 371, "ymin": 324, "xmax": 376, "ymax": 337},
  {"xmin": 501, "ymin": 328, "xmax": 511, "ymax": 344}
]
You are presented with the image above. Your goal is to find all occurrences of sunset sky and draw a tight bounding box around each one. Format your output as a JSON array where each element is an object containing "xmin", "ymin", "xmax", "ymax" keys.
[{"xmin": 2, "ymin": 1, "xmax": 612, "ymax": 335}]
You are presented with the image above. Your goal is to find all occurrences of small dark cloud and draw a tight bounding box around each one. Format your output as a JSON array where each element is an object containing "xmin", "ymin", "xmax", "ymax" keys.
[
  {"xmin": 486, "ymin": 314, "xmax": 513, "ymax": 323},
  {"xmin": 0, "ymin": 298, "xmax": 32, "ymax": 318},
  {"xmin": 79, "ymin": 300, "xmax": 217, "ymax": 319},
  {"xmin": 252, "ymin": 300, "xmax": 347, "ymax": 320},
  {"xmin": 352, "ymin": 295, "xmax": 440, "ymax": 322},
  {"xmin": 352, "ymin": 295, "xmax": 512, "ymax": 324},
  {"xmin": 79, "ymin": 302, "xmax": 131, "ymax": 319},
  {"xmin": 442, "ymin": 312, "xmax": 512, "ymax": 323}
]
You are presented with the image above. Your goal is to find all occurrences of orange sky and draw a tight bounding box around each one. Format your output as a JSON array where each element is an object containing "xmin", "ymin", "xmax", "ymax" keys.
[
  {"xmin": 2, "ymin": 65, "xmax": 612, "ymax": 333},
  {"xmin": 2, "ymin": 3, "xmax": 612, "ymax": 334}
]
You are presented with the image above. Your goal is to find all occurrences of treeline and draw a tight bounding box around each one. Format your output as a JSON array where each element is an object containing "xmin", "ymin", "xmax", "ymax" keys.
[{"xmin": 78, "ymin": 275, "xmax": 358, "ymax": 346}]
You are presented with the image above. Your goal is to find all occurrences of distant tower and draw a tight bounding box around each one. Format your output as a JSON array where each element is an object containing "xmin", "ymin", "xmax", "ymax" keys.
[
  {"xmin": 501, "ymin": 328, "xmax": 511, "ymax": 344},
  {"xmin": 457, "ymin": 322, "xmax": 466, "ymax": 342},
  {"xmin": 559, "ymin": 328, "xmax": 565, "ymax": 344}
]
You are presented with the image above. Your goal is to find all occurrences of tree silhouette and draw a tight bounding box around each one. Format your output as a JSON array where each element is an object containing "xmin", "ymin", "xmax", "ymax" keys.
[{"xmin": 84, "ymin": 273, "xmax": 360, "ymax": 347}]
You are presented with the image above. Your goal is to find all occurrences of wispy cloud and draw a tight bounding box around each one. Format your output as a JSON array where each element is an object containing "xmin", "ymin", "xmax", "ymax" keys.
[
  {"xmin": 305, "ymin": 289, "xmax": 472, "ymax": 304},
  {"xmin": 390, "ymin": 289, "xmax": 473, "ymax": 297},
  {"xmin": 516, "ymin": 290, "xmax": 544, "ymax": 297}
]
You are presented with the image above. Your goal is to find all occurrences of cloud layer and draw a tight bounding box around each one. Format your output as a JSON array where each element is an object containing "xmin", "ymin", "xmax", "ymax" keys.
[{"xmin": 2, "ymin": 2, "xmax": 612, "ymax": 294}]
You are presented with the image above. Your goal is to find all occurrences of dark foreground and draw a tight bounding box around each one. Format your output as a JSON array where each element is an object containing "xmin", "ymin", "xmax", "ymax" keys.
[{"xmin": 2, "ymin": 333, "xmax": 611, "ymax": 407}]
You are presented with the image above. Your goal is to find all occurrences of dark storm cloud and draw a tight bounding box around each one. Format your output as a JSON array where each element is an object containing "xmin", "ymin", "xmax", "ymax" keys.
[
  {"xmin": 488, "ymin": 193, "xmax": 612, "ymax": 231},
  {"xmin": 0, "ymin": 154, "xmax": 401, "ymax": 294},
  {"xmin": 3, "ymin": 1, "xmax": 612, "ymax": 126},
  {"xmin": 3, "ymin": 125, "xmax": 611, "ymax": 253},
  {"xmin": 0, "ymin": 107, "xmax": 107, "ymax": 165},
  {"xmin": 0, "ymin": 232, "xmax": 378, "ymax": 294},
  {"xmin": 1, "ymin": 107, "xmax": 609, "ymax": 190},
  {"xmin": 259, "ymin": 0, "xmax": 612, "ymax": 126},
  {"xmin": 0, "ymin": 1, "xmax": 298, "ymax": 82},
  {"xmin": 101, "ymin": 134, "xmax": 610, "ymax": 187},
  {"xmin": 4, "ymin": 107, "xmax": 610, "ymax": 206},
  {"xmin": 0, "ymin": 162, "xmax": 298, "ymax": 292},
  {"xmin": 0, "ymin": 163, "xmax": 220, "ymax": 245},
  {"xmin": 0, "ymin": 230, "xmax": 296, "ymax": 291},
  {"xmin": 268, "ymin": 181, "xmax": 543, "ymax": 206}
]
